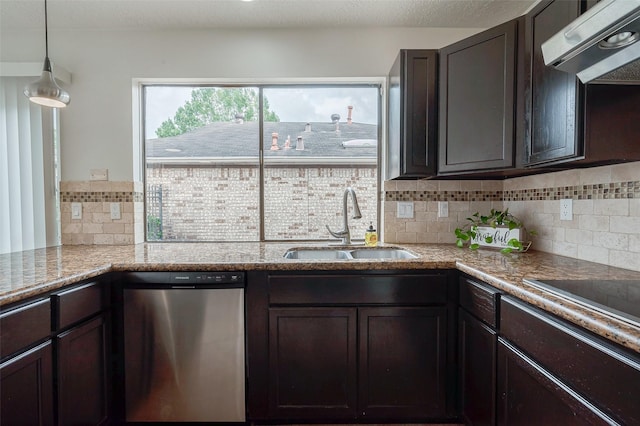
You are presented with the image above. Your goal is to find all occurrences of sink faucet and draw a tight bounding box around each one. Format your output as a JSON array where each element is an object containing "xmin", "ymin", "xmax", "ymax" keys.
[{"xmin": 326, "ymin": 187, "xmax": 362, "ymax": 245}]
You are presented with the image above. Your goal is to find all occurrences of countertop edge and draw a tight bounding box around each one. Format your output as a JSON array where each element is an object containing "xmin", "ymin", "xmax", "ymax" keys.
[
  {"xmin": 0, "ymin": 266, "xmax": 113, "ymax": 306},
  {"xmin": 2, "ymin": 244, "xmax": 640, "ymax": 354}
]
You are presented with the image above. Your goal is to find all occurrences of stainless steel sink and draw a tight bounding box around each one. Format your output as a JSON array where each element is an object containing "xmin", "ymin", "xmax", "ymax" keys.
[
  {"xmin": 283, "ymin": 247, "xmax": 418, "ymax": 260},
  {"xmin": 348, "ymin": 248, "xmax": 418, "ymax": 259},
  {"xmin": 282, "ymin": 249, "xmax": 352, "ymax": 260}
]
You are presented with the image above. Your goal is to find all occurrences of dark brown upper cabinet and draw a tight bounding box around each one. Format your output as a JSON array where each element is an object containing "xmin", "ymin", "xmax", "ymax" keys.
[
  {"xmin": 438, "ymin": 19, "xmax": 519, "ymax": 175},
  {"xmin": 523, "ymin": 0, "xmax": 584, "ymax": 167},
  {"xmin": 387, "ymin": 49, "xmax": 438, "ymax": 179},
  {"xmin": 523, "ymin": 0, "xmax": 640, "ymax": 168}
]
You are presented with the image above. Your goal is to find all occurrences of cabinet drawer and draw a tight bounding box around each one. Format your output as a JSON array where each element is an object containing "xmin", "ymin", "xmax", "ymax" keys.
[
  {"xmin": 269, "ymin": 273, "xmax": 448, "ymax": 305},
  {"xmin": 52, "ymin": 281, "xmax": 105, "ymax": 330},
  {"xmin": 0, "ymin": 299, "xmax": 51, "ymax": 359},
  {"xmin": 459, "ymin": 276, "xmax": 500, "ymax": 328},
  {"xmin": 501, "ymin": 296, "xmax": 640, "ymax": 424}
]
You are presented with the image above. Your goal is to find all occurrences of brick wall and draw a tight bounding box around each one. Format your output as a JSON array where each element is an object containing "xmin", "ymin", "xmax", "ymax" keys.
[{"xmin": 146, "ymin": 165, "xmax": 378, "ymax": 241}]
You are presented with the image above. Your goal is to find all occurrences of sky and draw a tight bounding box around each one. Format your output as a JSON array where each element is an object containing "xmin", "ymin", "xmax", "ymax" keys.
[{"xmin": 144, "ymin": 86, "xmax": 379, "ymax": 138}]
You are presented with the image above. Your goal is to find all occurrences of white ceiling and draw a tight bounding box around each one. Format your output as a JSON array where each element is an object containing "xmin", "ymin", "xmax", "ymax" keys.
[{"xmin": 0, "ymin": 0, "xmax": 537, "ymax": 31}]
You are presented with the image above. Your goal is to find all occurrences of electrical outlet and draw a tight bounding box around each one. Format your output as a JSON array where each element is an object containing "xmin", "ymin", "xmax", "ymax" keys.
[
  {"xmin": 90, "ymin": 168, "xmax": 109, "ymax": 181},
  {"xmin": 397, "ymin": 202, "xmax": 414, "ymax": 219},
  {"xmin": 110, "ymin": 202, "xmax": 121, "ymax": 220},
  {"xmin": 71, "ymin": 202, "xmax": 82, "ymax": 220},
  {"xmin": 438, "ymin": 201, "xmax": 449, "ymax": 218},
  {"xmin": 560, "ymin": 199, "xmax": 573, "ymax": 221}
]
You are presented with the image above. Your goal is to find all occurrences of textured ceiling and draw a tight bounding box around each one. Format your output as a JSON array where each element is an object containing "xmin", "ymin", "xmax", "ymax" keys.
[{"xmin": 0, "ymin": 0, "xmax": 537, "ymax": 31}]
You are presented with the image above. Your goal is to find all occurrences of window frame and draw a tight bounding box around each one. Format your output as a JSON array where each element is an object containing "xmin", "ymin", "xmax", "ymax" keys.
[{"xmin": 137, "ymin": 79, "xmax": 384, "ymax": 243}]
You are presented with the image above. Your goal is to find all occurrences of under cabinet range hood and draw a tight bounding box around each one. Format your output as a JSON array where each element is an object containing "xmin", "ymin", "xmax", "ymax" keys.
[{"xmin": 541, "ymin": 0, "xmax": 640, "ymax": 83}]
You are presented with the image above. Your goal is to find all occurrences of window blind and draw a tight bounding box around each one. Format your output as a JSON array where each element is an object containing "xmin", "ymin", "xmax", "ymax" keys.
[{"xmin": 0, "ymin": 77, "xmax": 59, "ymax": 254}]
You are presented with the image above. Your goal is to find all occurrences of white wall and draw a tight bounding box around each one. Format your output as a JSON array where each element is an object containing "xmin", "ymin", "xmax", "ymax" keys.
[{"xmin": 1, "ymin": 27, "xmax": 479, "ymax": 182}]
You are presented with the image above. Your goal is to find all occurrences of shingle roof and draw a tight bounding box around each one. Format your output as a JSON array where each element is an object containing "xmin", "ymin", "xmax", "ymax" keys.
[{"xmin": 146, "ymin": 121, "xmax": 378, "ymax": 158}]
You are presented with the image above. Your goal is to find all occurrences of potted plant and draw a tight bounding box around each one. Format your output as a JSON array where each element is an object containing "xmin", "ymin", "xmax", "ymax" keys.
[{"xmin": 454, "ymin": 209, "xmax": 535, "ymax": 254}]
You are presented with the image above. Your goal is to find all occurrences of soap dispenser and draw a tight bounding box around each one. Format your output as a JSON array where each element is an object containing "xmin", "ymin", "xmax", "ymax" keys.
[{"xmin": 365, "ymin": 222, "xmax": 378, "ymax": 247}]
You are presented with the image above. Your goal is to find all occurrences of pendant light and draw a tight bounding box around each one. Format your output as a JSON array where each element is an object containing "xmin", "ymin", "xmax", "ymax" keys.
[{"xmin": 24, "ymin": 0, "xmax": 70, "ymax": 108}]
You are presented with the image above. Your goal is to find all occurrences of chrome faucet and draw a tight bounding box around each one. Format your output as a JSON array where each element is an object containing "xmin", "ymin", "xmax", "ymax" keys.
[{"xmin": 326, "ymin": 187, "xmax": 362, "ymax": 245}]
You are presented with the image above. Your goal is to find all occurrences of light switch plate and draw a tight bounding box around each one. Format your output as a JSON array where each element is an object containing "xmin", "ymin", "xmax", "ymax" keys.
[
  {"xmin": 397, "ymin": 202, "xmax": 414, "ymax": 219},
  {"xmin": 90, "ymin": 168, "xmax": 108, "ymax": 181},
  {"xmin": 110, "ymin": 202, "xmax": 121, "ymax": 220},
  {"xmin": 71, "ymin": 202, "xmax": 82, "ymax": 220}
]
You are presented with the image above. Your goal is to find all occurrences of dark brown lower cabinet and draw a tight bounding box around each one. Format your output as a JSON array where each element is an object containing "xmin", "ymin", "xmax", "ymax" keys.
[
  {"xmin": 258, "ymin": 270, "xmax": 455, "ymax": 422},
  {"xmin": 497, "ymin": 338, "xmax": 612, "ymax": 425},
  {"xmin": 57, "ymin": 314, "xmax": 110, "ymax": 426},
  {"xmin": 268, "ymin": 307, "xmax": 358, "ymax": 419},
  {"xmin": 500, "ymin": 295, "xmax": 640, "ymax": 424},
  {"xmin": 458, "ymin": 309, "xmax": 497, "ymax": 426},
  {"xmin": 358, "ymin": 307, "xmax": 447, "ymax": 419},
  {"xmin": 268, "ymin": 306, "xmax": 448, "ymax": 421},
  {"xmin": 0, "ymin": 341, "xmax": 54, "ymax": 426}
]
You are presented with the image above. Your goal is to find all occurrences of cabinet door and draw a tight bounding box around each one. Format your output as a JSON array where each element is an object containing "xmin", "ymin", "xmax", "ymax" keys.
[
  {"xmin": 497, "ymin": 339, "xmax": 612, "ymax": 426},
  {"xmin": 57, "ymin": 315, "xmax": 110, "ymax": 426},
  {"xmin": 268, "ymin": 307, "xmax": 357, "ymax": 419},
  {"xmin": 0, "ymin": 341, "xmax": 54, "ymax": 426},
  {"xmin": 524, "ymin": 0, "xmax": 583, "ymax": 166},
  {"xmin": 438, "ymin": 20, "xmax": 517, "ymax": 174},
  {"xmin": 358, "ymin": 307, "xmax": 447, "ymax": 419},
  {"xmin": 387, "ymin": 49, "xmax": 438, "ymax": 179},
  {"xmin": 459, "ymin": 309, "xmax": 497, "ymax": 426}
]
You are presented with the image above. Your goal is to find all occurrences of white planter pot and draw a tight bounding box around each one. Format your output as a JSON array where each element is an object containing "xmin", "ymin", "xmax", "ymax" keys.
[{"xmin": 471, "ymin": 225, "xmax": 523, "ymax": 249}]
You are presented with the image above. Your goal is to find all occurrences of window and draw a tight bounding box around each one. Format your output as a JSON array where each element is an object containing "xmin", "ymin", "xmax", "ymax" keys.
[{"xmin": 143, "ymin": 83, "xmax": 379, "ymax": 242}]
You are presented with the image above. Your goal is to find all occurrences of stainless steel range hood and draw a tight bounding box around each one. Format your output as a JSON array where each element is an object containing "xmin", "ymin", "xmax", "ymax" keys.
[{"xmin": 542, "ymin": 0, "xmax": 640, "ymax": 83}]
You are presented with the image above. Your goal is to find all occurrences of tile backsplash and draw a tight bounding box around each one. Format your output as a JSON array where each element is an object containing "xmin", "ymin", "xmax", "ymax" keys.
[
  {"xmin": 60, "ymin": 162, "xmax": 640, "ymax": 272},
  {"xmin": 384, "ymin": 162, "xmax": 640, "ymax": 272},
  {"xmin": 60, "ymin": 181, "xmax": 145, "ymax": 245}
]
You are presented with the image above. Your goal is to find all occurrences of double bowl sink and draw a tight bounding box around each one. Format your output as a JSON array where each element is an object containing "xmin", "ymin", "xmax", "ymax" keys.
[{"xmin": 283, "ymin": 247, "xmax": 418, "ymax": 260}]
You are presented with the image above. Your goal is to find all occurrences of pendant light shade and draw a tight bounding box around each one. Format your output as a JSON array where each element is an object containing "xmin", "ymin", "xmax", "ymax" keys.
[
  {"xmin": 24, "ymin": 57, "xmax": 70, "ymax": 108},
  {"xmin": 24, "ymin": 0, "xmax": 70, "ymax": 108}
]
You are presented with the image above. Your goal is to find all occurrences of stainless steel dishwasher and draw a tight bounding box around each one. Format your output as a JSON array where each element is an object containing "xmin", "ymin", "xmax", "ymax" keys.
[{"xmin": 122, "ymin": 271, "xmax": 245, "ymax": 422}]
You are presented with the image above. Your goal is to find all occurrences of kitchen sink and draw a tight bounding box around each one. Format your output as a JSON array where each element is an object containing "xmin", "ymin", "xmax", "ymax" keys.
[
  {"xmin": 283, "ymin": 247, "xmax": 418, "ymax": 260},
  {"xmin": 282, "ymin": 249, "xmax": 352, "ymax": 260},
  {"xmin": 348, "ymin": 248, "xmax": 417, "ymax": 259}
]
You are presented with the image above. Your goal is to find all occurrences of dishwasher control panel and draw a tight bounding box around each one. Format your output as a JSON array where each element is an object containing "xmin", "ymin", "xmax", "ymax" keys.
[
  {"xmin": 173, "ymin": 271, "xmax": 244, "ymax": 284},
  {"xmin": 124, "ymin": 271, "xmax": 245, "ymax": 286}
]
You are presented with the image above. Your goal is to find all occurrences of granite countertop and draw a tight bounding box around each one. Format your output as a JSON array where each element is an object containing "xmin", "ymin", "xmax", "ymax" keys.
[{"xmin": 2, "ymin": 242, "xmax": 640, "ymax": 354}]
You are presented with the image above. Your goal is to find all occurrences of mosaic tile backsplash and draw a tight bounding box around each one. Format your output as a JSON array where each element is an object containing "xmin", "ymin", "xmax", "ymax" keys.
[
  {"xmin": 60, "ymin": 181, "xmax": 145, "ymax": 245},
  {"xmin": 61, "ymin": 191, "xmax": 145, "ymax": 203},
  {"xmin": 59, "ymin": 163, "xmax": 640, "ymax": 272},
  {"xmin": 385, "ymin": 181, "xmax": 640, "ymax": 202},
  {"xmin": 383, "ymin": 162, "xmax": 640, "ymax": 272}
]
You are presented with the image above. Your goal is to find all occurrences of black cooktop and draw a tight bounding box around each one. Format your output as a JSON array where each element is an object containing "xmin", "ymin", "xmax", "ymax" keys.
[{"xmin": 524, "ymin": 278, "xmax": 640, "ymax": 326}]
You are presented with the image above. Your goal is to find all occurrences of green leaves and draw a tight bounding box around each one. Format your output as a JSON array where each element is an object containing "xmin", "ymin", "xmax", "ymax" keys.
[
  {"xmin": 500, "ymin": 238, "xmax": 524, "ymax": 254},
  {"xmin": 455, "ymin": 228, "xmax": 469, "ymax": 240},
  {"xmin": 156, "ymin": 88, "xmax": 281, "ymax": 138}
]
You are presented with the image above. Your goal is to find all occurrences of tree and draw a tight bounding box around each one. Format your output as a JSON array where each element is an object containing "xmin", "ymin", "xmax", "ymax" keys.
[{"xmin": 156, "ymin": 87, "xmax": 280, "ymax": 137}]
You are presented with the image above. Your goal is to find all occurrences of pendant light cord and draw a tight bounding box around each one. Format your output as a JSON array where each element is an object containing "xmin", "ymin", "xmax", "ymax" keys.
[
  {"xmin": 44, "ymin": 0, "xmax": 49, "ymax": 58},
  {"xmin": 24, "ymin": 0, "xmax": 71, "ymax": 107}
]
